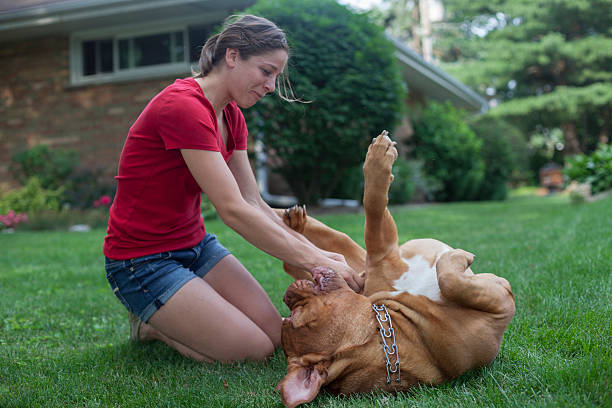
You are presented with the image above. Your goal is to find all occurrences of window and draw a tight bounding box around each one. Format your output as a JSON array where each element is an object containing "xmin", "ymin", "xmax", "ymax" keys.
[
  {"xmin": 82, "ymin": 38, "xmax": 113, "ymax": 76},
  {"xmin": 71, "ymin": 22, "xmax": 213, "ymax": 85}
]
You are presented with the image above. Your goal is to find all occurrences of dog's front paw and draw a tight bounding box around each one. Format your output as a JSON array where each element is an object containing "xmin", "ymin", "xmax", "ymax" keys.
[
  {"xmin": 364, "ymin": 130, "xmax": 398, "ymax": 182},
  {"xmin": 283, "ymin": 205, "xmax": 307, "ymax": 233}
]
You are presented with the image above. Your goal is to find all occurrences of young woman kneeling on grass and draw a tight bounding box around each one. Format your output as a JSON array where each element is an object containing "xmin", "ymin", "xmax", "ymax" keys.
[{"xmin": 102, "ymin": 14, "xmax": 363, "ymax": 363}]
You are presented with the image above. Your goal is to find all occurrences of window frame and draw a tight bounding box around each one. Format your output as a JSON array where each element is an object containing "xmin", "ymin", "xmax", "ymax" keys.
[{"xmin": 69, "ymin": 18, "xmax": 213, "ymax": 86}]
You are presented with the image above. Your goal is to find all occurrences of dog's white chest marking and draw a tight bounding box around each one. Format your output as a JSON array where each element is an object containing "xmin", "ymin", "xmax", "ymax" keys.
[{"xmin": 391, "ymin": 251, "xmax": 448, "ymax": 301}]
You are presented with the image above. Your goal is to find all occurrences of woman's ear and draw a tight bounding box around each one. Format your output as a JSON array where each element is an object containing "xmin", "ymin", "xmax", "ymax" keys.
[{"xmin": 225, "ymin": 48, "xmax": 240, "ymax": 68}]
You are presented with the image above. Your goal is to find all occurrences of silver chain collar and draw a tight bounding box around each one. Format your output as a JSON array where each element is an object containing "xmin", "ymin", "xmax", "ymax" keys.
[{"xmin": 372, "ymin": 303, "xmax": 401, "ymax": 384}]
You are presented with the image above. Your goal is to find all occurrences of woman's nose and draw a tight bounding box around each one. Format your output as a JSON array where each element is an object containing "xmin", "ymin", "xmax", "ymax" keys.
[{"xmin": 264, "ymin": 76, "xmax": 276, "ymax": 94}]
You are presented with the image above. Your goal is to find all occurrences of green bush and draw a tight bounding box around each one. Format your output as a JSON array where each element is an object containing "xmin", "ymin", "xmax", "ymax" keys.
[
  {"xmin": 468, "ymin": 116, "xmax": 524, "ymax": 200},
  {"xmin": 388, "ymin": 157, "xmax": 416, "ymax": 204},
  {"xmin": 10, "ymin": 145, "xmax": 114, "ymax": 209},
  {"xmin": 63, "ymin": 168, "xmax": 115, "ymax": 209},
  {"xmin": 245, "ymin": 0, "xmax": 404, "ymax": 205},
  {"xmin": 411, "ymin": 102, "xmax": 485, "ymax": 202},
  {"xmin": 201, "ymin": 195, "xmax": 219, "ymax": 221},
  {"xmin": 0, "ymin": 177, "xmax": 63, "ymax": 214},
  {"xmin": 10, "ymin": 145, "xmax": 78, "ymax": 190},
  {"xmin": 564, "ymin": 143, "xmax": 612, "ymax": 194},
  {"xmin": 328, "ymin": 157, "xmax": 418, "ymax": 205}
]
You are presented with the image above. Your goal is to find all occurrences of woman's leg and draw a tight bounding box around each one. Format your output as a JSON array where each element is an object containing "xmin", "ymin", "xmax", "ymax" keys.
[
  {"xmin": 202, "ymin": 255, "xmax": 282, "ymax": 347},
  {"xmin": 138, "ymin": 255, "xmax": 280, "ymax": 362}
]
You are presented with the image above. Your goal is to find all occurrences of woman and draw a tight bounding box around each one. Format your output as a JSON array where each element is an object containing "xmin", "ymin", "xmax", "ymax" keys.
[{"xmin": 103, "ymin": 14, "xmax": 362, "ymax": 363}]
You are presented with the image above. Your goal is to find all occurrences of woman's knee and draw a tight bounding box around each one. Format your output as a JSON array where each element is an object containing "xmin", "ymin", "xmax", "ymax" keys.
[
  {"xmin": 213, "ymin": 330, "xmax": 274, "ymax": 362},
  {"xmin": 246, "ymin": 337, "xmax": 275, "ymax": 361}
]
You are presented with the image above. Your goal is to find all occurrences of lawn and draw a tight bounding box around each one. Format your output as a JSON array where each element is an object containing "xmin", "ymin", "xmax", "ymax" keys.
[{"xmin": 1, "ymin": 195, "xmax": 610, "ymax": 407}]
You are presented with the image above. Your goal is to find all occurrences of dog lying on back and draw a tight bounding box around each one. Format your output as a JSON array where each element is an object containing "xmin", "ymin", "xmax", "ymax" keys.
[{"xmin": 274, "ymin": 132, "xmax": 515, "ymax": 407}]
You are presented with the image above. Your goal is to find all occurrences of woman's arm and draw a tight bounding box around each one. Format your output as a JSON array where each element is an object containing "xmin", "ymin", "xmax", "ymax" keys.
[
  {"xmin": 182, "ymin": 149, "xmax": 362, "ymax": 291},
  {"xmin": 227, "ymin": 151, "xmax": 353, "ymax": 263}
]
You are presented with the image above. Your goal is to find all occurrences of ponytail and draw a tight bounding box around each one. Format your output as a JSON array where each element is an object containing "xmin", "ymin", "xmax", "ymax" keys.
[{"xmin": 195, "ymin": 33, "xmax": 221, "ymax": 77}]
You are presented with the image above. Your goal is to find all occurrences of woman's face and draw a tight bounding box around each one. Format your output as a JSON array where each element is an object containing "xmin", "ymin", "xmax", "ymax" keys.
[{"xmin": 226, "ymin": 48, "xmax": 288, "ymax": 108}]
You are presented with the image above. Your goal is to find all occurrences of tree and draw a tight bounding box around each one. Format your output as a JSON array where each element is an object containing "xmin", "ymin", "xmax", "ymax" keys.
[
  {"xmin": 370, "ymin": 0, "xmax": 438, "ymax": 62},
  {"xmin": 245, "ymin": 0, "xmax": 404, "ymax": 205},
  {"xmin": 438, "ymin": 0, "xmax": 612, "ymax": 156}
]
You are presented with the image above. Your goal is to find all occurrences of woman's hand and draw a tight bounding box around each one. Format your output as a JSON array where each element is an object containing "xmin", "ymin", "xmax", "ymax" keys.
[
  {"xmin": 326, "ymin": 258, "xmax": 364, "ymax": 293},
  {"xmin": 322, "ymin": 250, "xmax": 346, "ymax": 264}
]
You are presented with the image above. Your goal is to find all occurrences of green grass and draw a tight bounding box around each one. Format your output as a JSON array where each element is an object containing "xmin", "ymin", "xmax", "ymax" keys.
[{"xmin": 1, "ymin": 195, "xmax": 610, "ymax": 407}]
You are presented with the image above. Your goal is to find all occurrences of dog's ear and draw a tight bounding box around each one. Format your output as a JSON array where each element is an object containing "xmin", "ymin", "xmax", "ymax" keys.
[
  {"xmin": 289, "ymin": 303, "xmax": 319, "ymax": 328},
  {"xmin": 275, "ymin": 362, "xmax": 328, "ymax": 408}
]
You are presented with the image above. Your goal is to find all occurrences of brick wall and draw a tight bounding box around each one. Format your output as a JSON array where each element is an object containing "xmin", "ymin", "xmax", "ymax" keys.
[{"xmin": 0, "ymin": 35, "xmax": 187, "ymax": 188}]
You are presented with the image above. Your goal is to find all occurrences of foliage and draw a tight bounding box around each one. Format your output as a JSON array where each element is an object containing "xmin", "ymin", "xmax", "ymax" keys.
[
  {"xmin": 63, "ymin": 168, "xmax": 115, "ymax": 210},
  {"xmin": 201, "ymin": 194, "xmax": 219, "ymax": 221},
  {"xmin": 10, "ymin": 145, "xmax": 114, "ymax": 209},
  {"xmin": 328, "ymin": 163, "xmax": 364, "ymax": 201},
  {"xmin": 411, "ymin": 102, "xmax": 484, "ymax": 201},
  {"xmin": 440, "ymin": 0, "xmax": 612, "ymax": 156},
  {"xmin": 388, "ymin": 157, "xmax": 416, "ymax": 204},
  {"xmin": 10, "ymin": 145, "xmax": 78, "ymax": 190},
  {"xmin": 368, "ymin": 0, "xmax": 420, "ymax": 48},
  {"xmin": 0, "ymin": 177, "xmax": 63, "ymax": 214},
  {"xmin": 564, "ymin": 143, "xmax": 612, "ymax": 194},
  {"xmin": 468, "ymin": 115, "xmax": 525, "ymax": 199},
  {"xmin": 244, "ymin": 0, "xmax": 404, "ymax": 205}
]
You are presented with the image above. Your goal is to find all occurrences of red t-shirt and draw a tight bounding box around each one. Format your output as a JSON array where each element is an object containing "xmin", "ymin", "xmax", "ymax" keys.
[{"xmin": 103, "ymin": 77, "xmax": 248, "ymax": 259}]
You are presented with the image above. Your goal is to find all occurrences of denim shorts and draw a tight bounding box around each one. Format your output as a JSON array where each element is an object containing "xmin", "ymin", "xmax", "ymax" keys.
[{"xmin": 105, "ymin": 233, "xmax": 231, "ymax": 323}]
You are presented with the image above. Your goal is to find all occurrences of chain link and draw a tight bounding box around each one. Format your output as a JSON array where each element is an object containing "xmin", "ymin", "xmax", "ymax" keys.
[{"xmin": 372, "ymin": 303, "xmax": 401, "ymax": 384}]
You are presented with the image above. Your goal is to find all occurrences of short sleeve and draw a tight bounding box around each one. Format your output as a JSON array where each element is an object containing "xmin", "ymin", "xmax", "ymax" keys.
[{"xmin": 157, "ymin": 91, "xmax": 219, "ymax": 151}]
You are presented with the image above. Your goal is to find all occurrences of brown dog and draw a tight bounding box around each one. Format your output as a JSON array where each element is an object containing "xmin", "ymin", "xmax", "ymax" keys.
[{"xmin": 274, "ymin": 132, "xmax": 515, "ymax": 408}]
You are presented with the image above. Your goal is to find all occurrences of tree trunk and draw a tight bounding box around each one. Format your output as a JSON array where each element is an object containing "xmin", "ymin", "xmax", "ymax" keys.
[
  {"xmin": 561, "ymin": 122, "xmax": 582, "ymax": 155},
  {"xmin": 411, "ymin": 0, "xmax": 422, "ymax": 54},
  {"xmin": 600, "ymin": 109, "xmax": 609, "ymax": 144},
  {"xmin": 419, "ymin": 0, "xmax": 433, "ymax": 62}
]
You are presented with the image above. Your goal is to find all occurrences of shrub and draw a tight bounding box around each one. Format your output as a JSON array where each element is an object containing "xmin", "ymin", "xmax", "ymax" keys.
[
  {"xmin": 0, "ymin": 211, "xmax": 28, "ymax": 231},
  {"xmin": 328, "ymin": 158, "xmax": 418, "ymax": 205},
  {"xmin": 388, "ymin": 157, "xmax": 416, "ymax": 204},
  {"xmin": 10, "ymin": 145, "xmax": 78, "ymax": 190},
  {"xmin": 411, "ymin": 102, "xmax": 484, "ymax": 202},
  {"xmin": 10, "ymin": 145, "xmax": 114, "ymax": 209},
  {"xmin": 468, "ymin": 116, "xmax": 524, "ymax": 200},
  {"xmin": 564, "ymin": 143, "xmax": 612, "ymax": 194},
  {"xmin": 245, "ymin": 0, "xmax": 404, "ymax": 205},
  {"xmin": 63, "ymin": 168, "xmax": 115, "ymax": 209},
  {"xmin": 0, "ymin": 177, "xmax": 63, "ymax": 214},
  {"xmin": 201, "ymin": 195, "xmax": 218, "ymax": 221}
]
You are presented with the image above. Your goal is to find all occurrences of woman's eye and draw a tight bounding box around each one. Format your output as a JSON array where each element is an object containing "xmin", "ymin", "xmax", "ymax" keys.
[{"xmin": 261, "ymin": 68, "xmax": 272, "ymax": 76}]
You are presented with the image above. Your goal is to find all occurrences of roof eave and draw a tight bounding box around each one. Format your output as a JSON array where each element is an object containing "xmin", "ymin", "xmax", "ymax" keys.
[
  {"xmin": 389, "ymin": 35, "xmax": 488, "ymax": 113},
  {"xmin": 0, "ymin": 0, "xmax": 255, "ymax": 40}
]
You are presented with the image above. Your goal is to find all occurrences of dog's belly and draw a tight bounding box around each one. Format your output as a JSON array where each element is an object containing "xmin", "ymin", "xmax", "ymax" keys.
[{"xmin": 391, "ymin": 249, "xmax": 449, "ymax": 301}]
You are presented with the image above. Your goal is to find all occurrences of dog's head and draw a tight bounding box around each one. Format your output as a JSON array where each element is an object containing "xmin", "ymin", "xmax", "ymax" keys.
[{"xmin": 276, "ymin": 266, "xmax": 375, "ymax": 407}]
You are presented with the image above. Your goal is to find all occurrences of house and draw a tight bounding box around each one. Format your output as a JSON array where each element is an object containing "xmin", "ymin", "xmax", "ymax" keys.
[{"xmin": 0, "ymin": 0, "xmax": 487, "ymax": 202}]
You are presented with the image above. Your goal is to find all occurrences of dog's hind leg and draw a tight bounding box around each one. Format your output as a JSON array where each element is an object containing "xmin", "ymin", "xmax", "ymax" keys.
[
  {"xmin": 362, "ymin": 132, "xmax": 407, "ymax": 294},
  {"xmin": 437, "ymin": 249, "xmax": 515, "ymax": 317},
  {"xmin": 274, "ymin": 206, "xmax": 366, "ymax": 280}
]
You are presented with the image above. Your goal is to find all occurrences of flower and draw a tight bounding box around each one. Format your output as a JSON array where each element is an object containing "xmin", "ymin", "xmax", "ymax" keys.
[
  {"xmin": 0, "ymin": 211, "xmax": 28, "ymax": 229},
  {"xmin": 94, "ymin": 195, "xmax": 112, "ymax": 207}
]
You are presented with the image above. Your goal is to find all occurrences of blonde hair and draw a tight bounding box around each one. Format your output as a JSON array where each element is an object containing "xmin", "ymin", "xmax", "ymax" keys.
[{"xmin": 194, "ymin": 14, "xmax": 301, "ymax": 102}]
